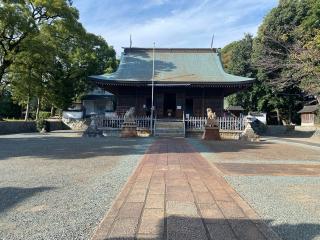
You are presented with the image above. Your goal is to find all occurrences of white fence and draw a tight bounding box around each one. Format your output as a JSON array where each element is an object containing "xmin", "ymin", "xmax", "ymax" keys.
[
  {"xmin": 185, "ymin": 117, "xmax": 246, "ymax": 131},
  {"xmin": 94, "ymin": 115, "xmax": 152, "ymax": 129},
  {"xmin": 93, "ymin": 115, "xmax": 246, "ymax": 131}
]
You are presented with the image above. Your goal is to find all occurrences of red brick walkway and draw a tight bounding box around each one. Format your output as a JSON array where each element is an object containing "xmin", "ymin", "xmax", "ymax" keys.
[{"xmin": 91, "ymin": 139, "xmax": 281, "ymax": 240}]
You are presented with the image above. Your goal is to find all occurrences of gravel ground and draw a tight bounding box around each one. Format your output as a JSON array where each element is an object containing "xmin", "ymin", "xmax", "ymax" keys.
[
  {"xmin": 0, "ymin": 132, "xmax": 153, "ymax": 240},
  {"xmin": 188, "ymin": 138, "xmax": 320, "ymax": 240},
  {"xmin": 226, "ymin": 176, "xmax": 320, "ymax": 240}
]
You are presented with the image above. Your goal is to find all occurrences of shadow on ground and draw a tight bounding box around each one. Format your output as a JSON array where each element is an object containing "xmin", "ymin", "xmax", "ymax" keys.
[
  {"xmin": 95, "ymin": 216, "xmax": 320, "ymax": 240},
  {"xmin": 0, "ymin": 135, "xmax": 275, "ymax": 161},
  {"xmin": 0, "ymin": 136, "xmax": 153, "ymax": 161},
  {"xmin": 0, "ymin": 187, "xmax": 54, "ymax": 213}
]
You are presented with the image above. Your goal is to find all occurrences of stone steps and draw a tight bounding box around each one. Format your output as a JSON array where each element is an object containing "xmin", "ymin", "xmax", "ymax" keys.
[{"xmin": 154, "ymin": 120, "xmax": 185, "ymax": 137}]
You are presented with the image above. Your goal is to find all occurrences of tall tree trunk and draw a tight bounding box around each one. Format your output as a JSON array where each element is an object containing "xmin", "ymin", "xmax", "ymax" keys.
[
  {"xmin": 24, "ymin": 96, "xmax": 30, "ymax": 121},
  {"xmin": 276, "ymin": 108, "xmax": 281, "ymax": 125},
  {"xmin": 50, "ymin": 105, "xmax": 55, "ymax": 117},
  {"xmin": 36, "ymin": 97, "xmax": 41, "ymax": 120}
]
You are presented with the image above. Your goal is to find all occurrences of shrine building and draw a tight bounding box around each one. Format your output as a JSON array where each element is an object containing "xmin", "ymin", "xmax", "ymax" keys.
[{"xmin": 89, "ymin": 47, "xmax": 254, "ymax": 118}]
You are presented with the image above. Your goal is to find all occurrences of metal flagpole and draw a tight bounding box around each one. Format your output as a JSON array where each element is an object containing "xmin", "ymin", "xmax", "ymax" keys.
[{"xmin": 150, "ymin": 42, "xmax": 155, "ymax": 134}]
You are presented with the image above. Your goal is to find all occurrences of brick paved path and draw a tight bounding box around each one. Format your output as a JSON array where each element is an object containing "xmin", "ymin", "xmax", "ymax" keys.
[{"xmin": 92, "ymin": 139, "xmax": 281, "ymax": 240}]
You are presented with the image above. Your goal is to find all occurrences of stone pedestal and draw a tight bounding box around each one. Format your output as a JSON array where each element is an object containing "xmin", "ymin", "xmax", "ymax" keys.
[
  {"xmin": 120, "ymin": 121, "xmax": 137, "ymax": 138},
  {"xmin": 202, "ymin": 126, "xmax": 221, "ymax": 140}
]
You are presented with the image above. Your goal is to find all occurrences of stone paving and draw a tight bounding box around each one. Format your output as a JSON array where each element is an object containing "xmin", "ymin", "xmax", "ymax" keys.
[
  {"xmin": 216, "ymin": 163, "xmax": 320, "ymax": 176},
  {"xmin": 91, "ymin": 138, "xmax": 280, "ymax": 240},
  {"xmin": 190, "ymin": 138, "xmax": 320, "ymax": 240}
]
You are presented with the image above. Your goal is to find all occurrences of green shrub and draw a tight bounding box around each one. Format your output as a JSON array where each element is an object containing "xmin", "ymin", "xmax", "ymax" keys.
[
  {"xmin": 36, "ymin": 119, "xmax": 46, "ymax": 132},
  {"xmin": 39, "ymin": 111, "xmax": 51, "ymax": 120}
]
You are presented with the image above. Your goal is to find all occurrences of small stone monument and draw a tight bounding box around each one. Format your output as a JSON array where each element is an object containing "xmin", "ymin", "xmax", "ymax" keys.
[
  {"xmin": 202, "ymin": 108, "xmax": 221, "ymax": 140},
  {"xmin": 83, "ymin": 116, "xmax": 102, "ymax": 137},
  {"xmin": 240, "ymin": 117, "xmax": 260, "ymax": 141},
  {"xmin": 120, "ymin": 107, "xmax": 137, "ymax": 138}
]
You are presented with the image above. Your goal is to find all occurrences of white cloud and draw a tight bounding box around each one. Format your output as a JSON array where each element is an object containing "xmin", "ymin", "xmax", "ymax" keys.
[
  {"xmin": 74, "ymin": 0, "xmax": 278, "ymax": 55},
  {"xmin": 143, "ymin": 0, "xmax": 170, "ymax": 8}
]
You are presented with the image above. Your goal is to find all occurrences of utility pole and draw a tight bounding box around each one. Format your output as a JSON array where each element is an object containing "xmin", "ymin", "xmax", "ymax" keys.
[
  {"xmin": 210, "ymin": 34, "xmax": 214, "ymax": 49},
  {"xmin": 130, "ymin": 34, "xmax": 132, "ymax": 48},
  {"xmin": 150, "ymin": 42, "xmax": 155, "ymax": 134}
]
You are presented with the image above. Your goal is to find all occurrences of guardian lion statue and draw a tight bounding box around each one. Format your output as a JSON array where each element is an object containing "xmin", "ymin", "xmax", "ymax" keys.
[
  {"xmin": 124, "ymin": 107, "xmax": 136, "ymax": 122},
  {"xmin": 206, "ymin": 108, "xmax": 218, "ymax": 127},
  {"xmin": 206, "ymin": 108, "xmax": 216, "ymax": 120}
]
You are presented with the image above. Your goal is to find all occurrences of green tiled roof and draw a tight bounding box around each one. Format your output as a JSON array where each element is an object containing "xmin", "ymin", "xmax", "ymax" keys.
[{"xmin": 90, "ymin": 48, "xmax": 254, "ymax": 84}]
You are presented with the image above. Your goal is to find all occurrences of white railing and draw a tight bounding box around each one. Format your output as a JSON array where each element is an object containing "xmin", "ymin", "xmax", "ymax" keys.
[
  {"xmin": 185, "ymin": 117, "xmax": 207, "ymax": 130},
  {"xmin": 93, "ymin": 115, "xmax": 152, "ymax": 129},
  {"xmin": 93, "ymin": 115, "xmax": 245, "ymax": 132},
  {"xmin": 185, "ymin": 117, "xmax": 246, "ymax": 131},
  {"xmin": 219, "ymin": 117, "xmax": 246, "ymax": 131}
]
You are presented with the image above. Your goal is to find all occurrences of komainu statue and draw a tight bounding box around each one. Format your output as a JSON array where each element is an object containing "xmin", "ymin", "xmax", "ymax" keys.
[
  {"xmin": 206, "ymin": 108, "xmax": 219, "ymax": 127},
  {"xmin": 202, "ymin": 107, "xmax": 221, "ymax": 140},
  {"xmin": 124, "ymin": 107, "xmax": 136, "ymax": 122},
  {"xmin": 121, "ymin": 107, "xmax": 137, "ymax": 137}
]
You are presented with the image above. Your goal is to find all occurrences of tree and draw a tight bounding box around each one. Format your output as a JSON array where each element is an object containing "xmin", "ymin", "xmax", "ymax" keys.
[
  {"xmin": 253, "ymin": 0, "xmax": 319, "ymax": 101},
  {"xmin": 41, "ymin": 21, "xmax": 117, "ymax": 111},
  {"xmin": 222, "ymin": 34, "xmax": 268, "ymax": 113},
  {"xmin": 3, "ymin": 1, "xmax": 117, "ymax": 119},
  {"xmin": 0, "ymin": 0, "xmax": 79, "ymax": 89},
  {"xmin": 290, "ymin": 34, "xmax": 320, "ymax": 104},
  {"xmin": 9, "ymin": 34, "xmax": 55, "ymax": 120},
  {"xmin": 250, "ymin": 0, "xmax": 316, "ymax": 123}
]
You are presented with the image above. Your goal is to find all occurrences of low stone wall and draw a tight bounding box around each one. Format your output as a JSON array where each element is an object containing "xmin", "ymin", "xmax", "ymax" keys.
[
  {"xmin": 186, "ymin": 129, "xmax": 242, "ymax": 140},
  {"xmin": 87, "ymin": 128, "xmax": 151, "ymax": 137},
  {"xmin": 0, "ymin": 121, "xmax": 37, "ymax": 135},
  {"xmin": 264, "ymin": 125, "xmax": 295, "ymax": 136},
  {"xmin": 46, "ymin": 120, "xmax": 70, "ymax": 132},
  {"xmin": 0, "ymin": 120, "xmax": 69, "ymax": 135},
  {"xmin": 220, "ymin": 130, "xmax": 242, "ymax": 140}
]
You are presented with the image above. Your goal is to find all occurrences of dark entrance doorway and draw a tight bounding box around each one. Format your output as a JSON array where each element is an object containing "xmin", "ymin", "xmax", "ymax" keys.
[
  {"xmin": 163, "ymin": 93, "xmax": 176, "ymax": 117},
  {"xmin": 145, "ymin": 97, "xmax": 151, "ymax": 116},
  {"xmin": 185, "ymin": 98, "xmax": 194, "ymax": 116}
]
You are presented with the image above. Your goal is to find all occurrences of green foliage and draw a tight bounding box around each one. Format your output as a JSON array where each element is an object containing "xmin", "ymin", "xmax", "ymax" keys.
[
  {"xmin": 35, "ymin": 111, "xmax": 50, "ymax": 132},
  {"xmin": 0, "ymin": 0, "xmax": 117, "ymax": 119},
  {"xmin": 0, "ymin": 91, "xmax": 21, "ymax": 118},
  {"xmin": 221, "ymin": 41, "xmax": 238, "ymax": 71},
  {"xmin": 0, "ymin": 0, "xmax": 78, "ymax": 84},
  {"xmin": 222, "ymin": 34, "xmax": 271, "ymax": 113},
  {"xmin": 38, "ymin": 111, "xmax": 51, "ymax": 120},
  {"xmin": 36, "ymin": 119, "xmax": 46, "ymax": 132},
  {"xmin": 225, "ymin": 34, "xmax": 255, "ymax": 78},
  {"xmin": 223, "ymin": 0, "xmax": 320, "ymax": 124},
  {"xmin": 253, "ymin": 0, "xmax": 320, "ymax": 101}
]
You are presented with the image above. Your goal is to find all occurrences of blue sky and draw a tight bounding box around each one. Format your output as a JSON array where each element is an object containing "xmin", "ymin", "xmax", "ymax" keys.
[{"xmin": 73, "ymin": 0, "xmax": 278, "ymax": 55}]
